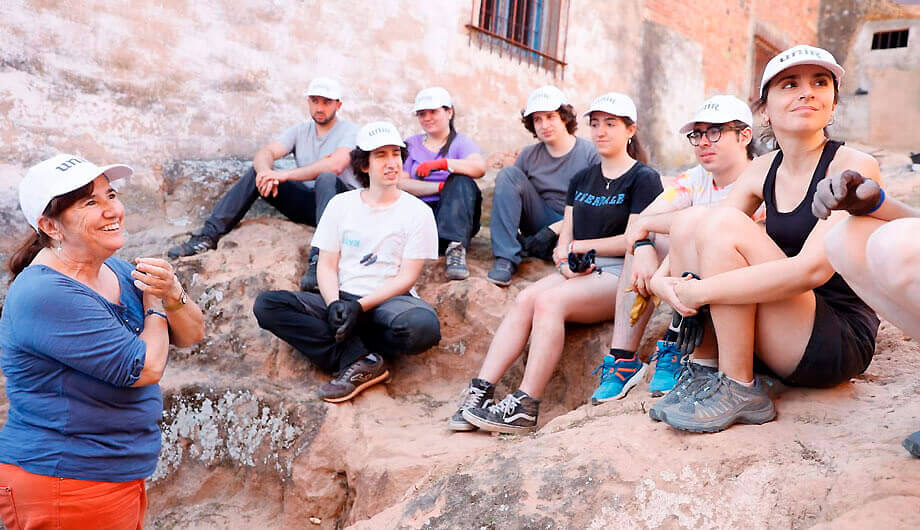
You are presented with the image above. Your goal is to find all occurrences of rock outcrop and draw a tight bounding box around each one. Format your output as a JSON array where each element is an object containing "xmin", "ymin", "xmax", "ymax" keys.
[{"xmin": 1, "ymin": 154, "xmax": 919, "ymax": 529}]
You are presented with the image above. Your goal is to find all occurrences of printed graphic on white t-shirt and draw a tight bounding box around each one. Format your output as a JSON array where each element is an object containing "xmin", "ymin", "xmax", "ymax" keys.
[
  {"xmin": 661, "ymin": 164, "xmax": 765, "ymax": 221},
  {"xmin": 311, "ymin": 190, "xmax": 438, "ymax": 297}
]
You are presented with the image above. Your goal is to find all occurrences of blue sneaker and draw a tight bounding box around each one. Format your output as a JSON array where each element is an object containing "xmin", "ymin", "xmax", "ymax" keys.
[
  {"xmin": 648, "ymin": 341, "xmax": 683, "ymax": 397},
  {"xmin": 590, "ymin": 355, "xmax": 648, "ymax": 405}
]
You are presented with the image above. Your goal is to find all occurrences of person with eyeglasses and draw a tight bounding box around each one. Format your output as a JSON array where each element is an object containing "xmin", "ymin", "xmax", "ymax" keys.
[
  {"xmin": 589, "ymin": 95, "xmax": 759, "ymax": 403},
  {"xmin": 648, "ymin": 45, "xmax": 881, "ymax": 433}
]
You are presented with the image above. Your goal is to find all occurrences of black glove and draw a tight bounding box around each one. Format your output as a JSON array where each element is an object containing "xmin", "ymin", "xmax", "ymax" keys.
[
  {"xmin": 812, "ymin": 170, "xmax": 882, "ymax": 219},
  {"xmin": 676, "ymin": 272, "xmax": 708, "ymax": 356},
  {"xmin": 568, "ymin": 249, "xmax": 596, "ymax": 273},
  {"xmin": 326, "ymin": 299, "xmax": 362, "ymax": 342},
  {"xmin": 523, "ymin": 226, "xmax": 558, "ymax": 261}
]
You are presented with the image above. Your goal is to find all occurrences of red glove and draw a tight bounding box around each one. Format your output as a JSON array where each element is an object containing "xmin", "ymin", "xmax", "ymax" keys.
[{"xmin": 416, "ymin": 159, "xmax": 449, "ymax": 178}]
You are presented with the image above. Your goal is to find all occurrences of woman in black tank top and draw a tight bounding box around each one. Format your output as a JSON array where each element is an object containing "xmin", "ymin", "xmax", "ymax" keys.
[{"xmin": 648, "ymin": 45, "xmax": 881, "ymax": 434}]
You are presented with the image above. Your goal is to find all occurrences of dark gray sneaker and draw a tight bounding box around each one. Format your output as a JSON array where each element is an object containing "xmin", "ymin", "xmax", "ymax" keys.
[
  {"xmin": 904, "ymin": 430, "xmax": 920, "ymax": 457},
  {"xmin": 168, "ymin": 233, "xmax": 217, "ymax": 259},
  {"xmin": 462, "ymin": 389, "xmax": 539, "ymax": 434},
  {"xmin": 445, "ymin": 241, "xmax": 469, "ymax": 281},
  {"xmin": 649, "ymin": 359, "xmax": 718, "ymax": 421},
  {"xmin": 448, "ymin": 378, "xmax": 495, "ymax": 431},
  {"xmin": 300, "ymin": 247, "xmax": 320, "ymax": 291},
  {"xmin": 486, "ymin": 258, "xmax": 515, "ymax": 287},
  {"xmin": 318, "ymin": 355, "xmax": 389, "ymax": 403},
  {"xmin": 660, "ymin": 373, "xmax": 776, "ymax": 433}
]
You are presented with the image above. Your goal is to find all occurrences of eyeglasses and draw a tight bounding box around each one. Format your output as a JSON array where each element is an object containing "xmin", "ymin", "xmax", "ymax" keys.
[{"xmin": 686, "ymin": 125, "xmax": 747, "ymax": 146}]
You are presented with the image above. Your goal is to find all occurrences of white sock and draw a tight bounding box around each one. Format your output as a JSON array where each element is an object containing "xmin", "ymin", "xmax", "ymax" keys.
[
  {"xmin": 727, "ymin": 375, "xmax": 754, "ymax": 387},
  {"xmin": 690, "ymin": 357, "xmax": 718, "ymax": 368}
]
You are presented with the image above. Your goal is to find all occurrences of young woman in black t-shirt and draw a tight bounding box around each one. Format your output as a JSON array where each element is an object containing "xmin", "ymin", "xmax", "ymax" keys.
[
  {"xmin": 650, "ymin": 46, "xmax": 881, "ymax": 434},
  {"xmin": 448, "ymin": 93, "xmax": 662, "ymax": 434}
]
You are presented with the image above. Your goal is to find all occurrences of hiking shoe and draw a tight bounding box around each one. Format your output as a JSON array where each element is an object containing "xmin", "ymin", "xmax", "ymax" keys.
[
  {"xmin": 590, "ymin": 354, "xmax": 648, "ymax": 405},
  {"xmin": 649, "ymin": 359, "xmax": 718, "ymax": 421},
  {"xmin": 487, "ymin": 258, "xmax": 515, "ymax": 287},
  {"xmin": 445, "ymin": 242, "xmax": 469, "ymax": 281},
  {"xmin": 300, "ymin": 247, "xmax": 320, "ymax": 291},
  {"xmin": 462, "ymin": 390, "xmax": 539, "ymax": 434},
  {"xmin": 318, "ymin": 355, "xmax": 390, "ymax": 403},
  {"xmin": 648, "ymin": 341, "xmax": 684, "ymax": 397},
  {"xmin": 659, "ymin": 373, "xmax": 776, "ymax": 433},
  {"xmin": 904, "ymin": 430, "xmax": 920, "ymax": 457},
  {"xmin": 448, "ymin": 378, "xmax": 495, "ymax": 431},
  {"xmin": 168, "ymin": 233, "xmax": 217, "ymax": 259}
]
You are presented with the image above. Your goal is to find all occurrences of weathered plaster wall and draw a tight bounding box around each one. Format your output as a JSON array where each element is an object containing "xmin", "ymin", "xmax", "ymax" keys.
[
  {"xmin": 645, "ymin": 0, "xmax": 820, "ymax": 98},
  {"xmin": 834, "ymin": 15, "xmax": 920, "ymax": 150}
]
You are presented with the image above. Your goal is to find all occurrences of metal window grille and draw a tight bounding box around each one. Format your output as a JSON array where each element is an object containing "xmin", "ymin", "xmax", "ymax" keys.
[
  {"xmin": 467, "ymin": 0, "xmax": 568, "ymax": 76},
  {"xmin": 871, "ymin": 29, "xmax": 909, "ymax": 50}
]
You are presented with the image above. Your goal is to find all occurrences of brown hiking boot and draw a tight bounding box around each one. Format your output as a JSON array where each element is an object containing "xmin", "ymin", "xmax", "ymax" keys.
[{"xmin": 318, "ymin": 355, "xmax": 389, "ymax": 403}]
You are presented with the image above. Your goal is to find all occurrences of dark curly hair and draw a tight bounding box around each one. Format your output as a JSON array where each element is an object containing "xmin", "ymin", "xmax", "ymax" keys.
[
  {"xmin": 521, "ymin": 104, "xmax": 578, "ymax": 139},
  {"xmin": 350, "ymin": 146, "xmax": 409, "ymax": 188}
]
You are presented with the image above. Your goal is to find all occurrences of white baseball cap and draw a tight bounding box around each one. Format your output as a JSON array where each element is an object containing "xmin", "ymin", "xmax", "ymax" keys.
[
  {"xmin": 583, "ymin": 92, "xmax": 638, "ymax": 122},
  {"xmin": 19, "ymin": 154, "xmax": 133, "ymax": 230},
  {"xmin": 760, "ymin": 45, "xmax": 844, "ymax": 97},
  {"xmin": 523, "ymin": 85, "xmax": 567, "ymax": 117},
  {"xmin": 305, "ymin": 77, "xmax": 343, "ymax": 100},
  {"xmin": 356, "ymin": 121, "xmax": 406, "ymax": 151},
  {"xmin": 413, "ymin": 87, "xmax": 453, "ymax": 112},
  {"xmin": 679, "ymin": 95, "xmax": 753, "ymax": 133}
]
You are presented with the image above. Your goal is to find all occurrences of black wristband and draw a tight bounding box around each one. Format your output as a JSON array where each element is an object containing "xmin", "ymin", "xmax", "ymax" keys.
[
  {"xmin": 681, "ymin": 271, "xmax": 701, "ymax": 281},
  {"xmin": 633, "ymin": 239, "xmax": 655, "ymax": 252}
]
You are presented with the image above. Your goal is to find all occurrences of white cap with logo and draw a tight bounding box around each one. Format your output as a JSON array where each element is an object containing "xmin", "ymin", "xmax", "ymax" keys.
[
  {"xmin": 583, "ymin": 92, "xmax": 638, "ymax": 122},
  {"xmin": 305, "ymin": 77, "xmax": 343, "ymax": 101},
  {"xmin": 19, "ymin": 154, "xmax": 133, "ymax": 230},
  {"xmin": 760, "ymin": 45, "xmax": 844, "ymax": 97},
  {"xmin": 523, "ymin": 85, "xmax": 567, "ymax": 117},
  {"xmin": 356, "ymin": 121, "xmax": 406, "ymax": 151},
  {"xmin": 679, "ymin": 95, "xmax": 753, "ymax": 133},
  {"xmin": 413, "ymin": 87, "xmax": 453, "ymax": 112}
]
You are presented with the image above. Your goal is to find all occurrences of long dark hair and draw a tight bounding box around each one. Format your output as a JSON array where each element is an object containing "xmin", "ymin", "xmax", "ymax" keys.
[
  {"xmin": 7, "ymin": 181, "xmax": 95, "ymax": 282},
  {"xmin": 621, "ymin": 117, "xmax": 649, "ymax": 164},
  {"xmin": 436, "ymin": 106, "xmax": 457, "ymax": 158}
]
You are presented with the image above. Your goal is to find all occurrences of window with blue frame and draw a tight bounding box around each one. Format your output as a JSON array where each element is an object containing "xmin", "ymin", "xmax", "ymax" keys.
[{"xmin": 468, "ymin": 0, "xmax": 567, "ymax": 74}]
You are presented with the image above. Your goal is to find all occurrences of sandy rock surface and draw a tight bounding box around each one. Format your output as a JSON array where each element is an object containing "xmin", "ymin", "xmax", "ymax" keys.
[{"xmin": 0, "ymin": 154, "xmax": 919, "ymax": 529}]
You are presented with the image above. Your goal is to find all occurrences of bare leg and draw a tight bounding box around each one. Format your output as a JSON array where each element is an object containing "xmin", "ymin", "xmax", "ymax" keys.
[
  {"xmin": 609, "ymin": 240, "xmax": 670, "ymax": 351},
  {"xmin": 518, "ymin": 272, "xmax": 620, "ymax": 398},
  {"xmin": 826, "ymin": 217, "xmax": 920, "ymax": 339},
  {"xmin": 477, "ymin": 273, "xmax": 567, "ymax": 383},
  {"xmin": 666, "ymin": 207, "xmax": 719, "ymax": 362},
  {"xmin": 692, "ymin": 208, "xmax": 816, "ymax": 382}
]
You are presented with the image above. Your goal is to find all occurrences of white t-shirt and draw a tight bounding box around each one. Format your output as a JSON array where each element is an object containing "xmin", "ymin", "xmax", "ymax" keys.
[
  {"xmin": 311, "ymin": 189, "xmax": 438, "ymax": 297},
  {"xmin": 660, "ymin": 164, "xmax": 765, "ymax": 221}
]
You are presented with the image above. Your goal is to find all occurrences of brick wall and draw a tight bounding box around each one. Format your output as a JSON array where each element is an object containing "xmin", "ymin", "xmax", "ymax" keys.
[{"xmin": 645, "ymin": 0, "xmax": 820, "ymax": 98}]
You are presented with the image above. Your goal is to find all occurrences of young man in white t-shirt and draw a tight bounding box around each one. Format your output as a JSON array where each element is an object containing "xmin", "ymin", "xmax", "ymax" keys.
[
  {"xmin": 589, "ymin": 95, "xmax": 757, "ymax": 403},
  {"xmin": 253, "ymin": 121, "xmax": 441, "ymax": 402}
]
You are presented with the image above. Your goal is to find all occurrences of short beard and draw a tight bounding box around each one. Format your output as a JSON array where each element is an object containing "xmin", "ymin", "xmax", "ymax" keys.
[{"xmin": 312, "ymin": 110, "xmax": 336, "ymax": 126}]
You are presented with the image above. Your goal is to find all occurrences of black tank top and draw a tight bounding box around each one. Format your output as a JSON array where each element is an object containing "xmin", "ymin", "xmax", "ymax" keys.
[{"xmin": 762, "ymin": 140, "xmax": 873, "ymax": 316}]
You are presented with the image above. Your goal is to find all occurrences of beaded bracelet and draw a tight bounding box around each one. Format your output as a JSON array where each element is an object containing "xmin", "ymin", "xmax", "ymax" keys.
[{"xmin": 145, "ymin": 309, "xmax": 168, "ymax": 321}]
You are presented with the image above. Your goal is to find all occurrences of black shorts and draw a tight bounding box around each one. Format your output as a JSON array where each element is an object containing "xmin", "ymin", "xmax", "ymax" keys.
[{"xmin": 778, "ymin": 295, "xmax": 879, "ymax": 388}]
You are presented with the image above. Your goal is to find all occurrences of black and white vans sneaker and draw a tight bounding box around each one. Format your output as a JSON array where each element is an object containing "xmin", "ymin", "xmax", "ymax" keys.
[
  {"xmin": 448, "ymin": 378, "xmax": 495, "ymax": 431},
  {"xmin": 462, "ymin": 389, "xmax": 539, "ymax": 434}
]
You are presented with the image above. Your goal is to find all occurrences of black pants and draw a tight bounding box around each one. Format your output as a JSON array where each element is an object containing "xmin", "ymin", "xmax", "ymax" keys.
[
  {"xmin": 431, "ymin": 174, "xmax": 482, "ymax": 251},
  {"xmin": 253, "ymin": 290, "xmax": 441, "ymax": 373},
  {"xmin": 200, "ymin": 167, "xmax": 350, "ymax": 239}
]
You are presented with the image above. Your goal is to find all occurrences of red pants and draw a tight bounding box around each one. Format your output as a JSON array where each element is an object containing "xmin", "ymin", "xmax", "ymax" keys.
[{"xmin": 0, "ymin": 463, "xmax": 146, "ymax": 530}]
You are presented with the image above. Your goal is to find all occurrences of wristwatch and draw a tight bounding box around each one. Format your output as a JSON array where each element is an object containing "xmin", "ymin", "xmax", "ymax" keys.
[{"xmin": 164, "ymin": 278, "xmax": 189, "ymax": 312}]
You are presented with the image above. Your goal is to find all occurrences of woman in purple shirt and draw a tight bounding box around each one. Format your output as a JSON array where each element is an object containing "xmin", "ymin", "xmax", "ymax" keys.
[{"xmin": 399, "ymin": 86, "xmax": 486, "ymax": 281}]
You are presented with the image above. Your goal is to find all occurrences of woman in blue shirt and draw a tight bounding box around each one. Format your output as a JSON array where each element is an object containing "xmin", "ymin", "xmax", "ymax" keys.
[{"xmin": 0, "ymin": 154, "xmax": 204, "ymax": 529}]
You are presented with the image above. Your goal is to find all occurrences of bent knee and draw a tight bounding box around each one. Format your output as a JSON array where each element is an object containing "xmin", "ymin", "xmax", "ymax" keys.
[
  {"xmin": 532, "ymin": 292, "xmax": 567, "ymax": 321},
  {"xmin": 670, "ymin": 206, "xmax": 710, "ymax": 243},
  {"xmin": 866, "ymin": 220, "xmax": 920, "ymax": 293},
  {"xmin": 253, "ymin": 291, "xmax": 284, "ymax": 327},
  {"xmin": 389, "ymin": 308, "xmax": 442, "ymax": 353},
  {"xmin": 495, "ymin": 166, "xmax": 526, "ymax": 192}
]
